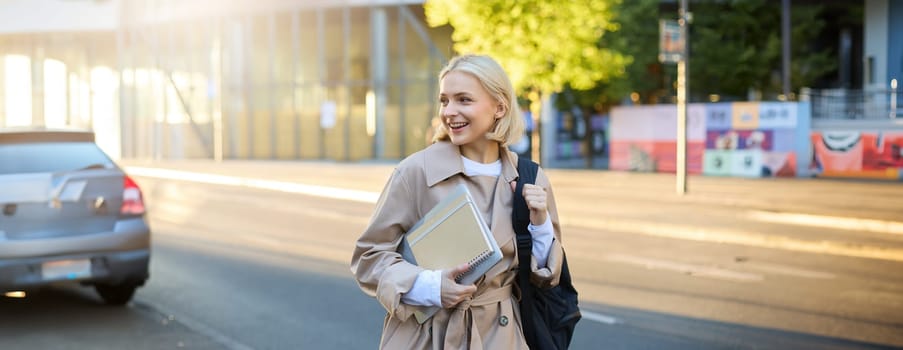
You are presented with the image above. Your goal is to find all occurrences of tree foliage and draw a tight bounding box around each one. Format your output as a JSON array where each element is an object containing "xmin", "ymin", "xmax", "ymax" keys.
[
  {"xmin": 426, "ymin": 0, "xmax": 842, "ymax": 110},
  {"xmin": 688, "ymin": 0, "xmax": 836, "ymax": 100},
  {"xmin": 560, "ymin": 0, "xmax": 662, "ymax": 112},
  {"xmin": 424, "ymin": 0, "xmax": 630, "ymax": 96}
]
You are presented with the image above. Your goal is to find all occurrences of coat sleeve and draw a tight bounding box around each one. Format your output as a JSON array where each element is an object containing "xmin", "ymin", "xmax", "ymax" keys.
[
  {"xmin": 350, "ymin": 168, "xmax": 425, "ymax": 322},
  {"xmin": 529, "ymin": 166, "xmax": 563, "ymax": 289}
]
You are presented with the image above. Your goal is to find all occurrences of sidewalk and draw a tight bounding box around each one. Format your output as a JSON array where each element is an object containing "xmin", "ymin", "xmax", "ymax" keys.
[{"xmin": 119, "ymin": 158, "xmax": 903, "ymax": 262}]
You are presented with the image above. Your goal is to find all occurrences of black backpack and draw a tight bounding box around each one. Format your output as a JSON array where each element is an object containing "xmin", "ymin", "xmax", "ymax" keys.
[{"xmin": 512, "ymin": 157, "xmax": 581, "ymax": 349}]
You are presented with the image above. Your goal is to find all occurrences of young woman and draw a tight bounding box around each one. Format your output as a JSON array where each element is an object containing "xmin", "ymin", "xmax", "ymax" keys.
[{"xmin": 351, "ymin": 54, "xmax": 565, "ymax": 349}]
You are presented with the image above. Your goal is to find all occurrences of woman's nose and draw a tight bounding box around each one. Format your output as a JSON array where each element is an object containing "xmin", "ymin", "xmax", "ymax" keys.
[{"xmin": 441, "ymin": 103, "xmax": 457, "ymax": 117}]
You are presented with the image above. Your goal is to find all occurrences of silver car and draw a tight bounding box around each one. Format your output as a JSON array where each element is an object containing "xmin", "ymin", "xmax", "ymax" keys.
[{"xmin": 0, "ymin": 129, "xmax": 150, "ymax": 305}]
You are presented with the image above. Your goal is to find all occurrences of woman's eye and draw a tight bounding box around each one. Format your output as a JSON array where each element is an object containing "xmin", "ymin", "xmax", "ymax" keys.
[
  {"xmin": 460, "ymin": 97, "xmax": 472, "ymax": 103},
  {"xmin": 439, "ymin": 98, "xmax": 448, "ymax": 106}
]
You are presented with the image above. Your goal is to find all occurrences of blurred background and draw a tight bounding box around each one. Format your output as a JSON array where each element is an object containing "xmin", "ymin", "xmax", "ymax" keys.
[
  {"xmin": 1, "ymin": 0, "xmax": 903, "ymax": 349},
  {"xmin": 0, "ymin": 0, "xmax": 898, "ymax": 178}
]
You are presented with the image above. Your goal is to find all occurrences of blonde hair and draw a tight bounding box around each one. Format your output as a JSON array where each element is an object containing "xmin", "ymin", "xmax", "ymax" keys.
[{"xmin": 431, "ymin": 54, "xmax": 524, "ymax": 147}]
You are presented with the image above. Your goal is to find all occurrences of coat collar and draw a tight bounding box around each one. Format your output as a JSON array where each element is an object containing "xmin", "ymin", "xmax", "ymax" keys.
[{"xmin": 424, "ymin": 141, "xmax": 520, "ymax": 187}]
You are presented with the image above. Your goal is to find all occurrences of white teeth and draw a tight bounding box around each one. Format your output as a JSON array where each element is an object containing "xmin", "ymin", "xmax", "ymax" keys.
[{"xmin": 449, "ymin": 122, "xmax": 468, "ymax": 128}]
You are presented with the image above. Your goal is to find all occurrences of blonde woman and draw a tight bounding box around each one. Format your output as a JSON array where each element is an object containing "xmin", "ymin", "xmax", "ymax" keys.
[{"xmin": 351, "ymin": 54, "xmax": 565, "ymax": 349}]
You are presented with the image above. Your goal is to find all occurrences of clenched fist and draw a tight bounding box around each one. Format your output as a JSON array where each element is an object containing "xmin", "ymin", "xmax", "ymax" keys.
[{"xmin": 522, "ymin": 184, "xmax": 548, "ymax": 226}]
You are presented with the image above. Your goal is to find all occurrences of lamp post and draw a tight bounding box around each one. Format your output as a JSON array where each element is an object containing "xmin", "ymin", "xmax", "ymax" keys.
[{"xmin": 676, "ymin": 0, "xmax": 690, "ymax": 195}]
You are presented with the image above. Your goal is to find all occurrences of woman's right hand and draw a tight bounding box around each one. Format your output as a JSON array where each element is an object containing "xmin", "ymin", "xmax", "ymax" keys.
[{"xmin": 440, "ymin": 263, "xmax": 478, "ymax": 308}]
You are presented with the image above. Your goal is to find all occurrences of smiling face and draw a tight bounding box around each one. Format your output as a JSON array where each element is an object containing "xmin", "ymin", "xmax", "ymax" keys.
[{"xmin": 439, "ymin": 71, "xmax": 504, "ymax": 159}]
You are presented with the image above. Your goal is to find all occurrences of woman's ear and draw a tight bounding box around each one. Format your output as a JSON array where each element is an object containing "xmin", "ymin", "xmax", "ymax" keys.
[{"xmin": 495, "ymin": 103, "xmax": 506, "ymax": 119}]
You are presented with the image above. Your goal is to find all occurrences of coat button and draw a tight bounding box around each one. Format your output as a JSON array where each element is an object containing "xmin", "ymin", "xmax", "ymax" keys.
[{"xmin": 499, "ymin": 315, "xmax": 509, "ymax": 326}]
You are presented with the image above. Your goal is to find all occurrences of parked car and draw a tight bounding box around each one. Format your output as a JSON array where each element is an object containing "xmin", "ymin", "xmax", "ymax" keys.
[{"xmin": 0, "ymin": 129, "xmax": 150, "ymax": 305}]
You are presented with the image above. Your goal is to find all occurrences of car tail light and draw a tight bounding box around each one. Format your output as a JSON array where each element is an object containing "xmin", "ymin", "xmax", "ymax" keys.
[{"xmin": 121, "ymin": 175, "xmax": 146, "ymax": 215}]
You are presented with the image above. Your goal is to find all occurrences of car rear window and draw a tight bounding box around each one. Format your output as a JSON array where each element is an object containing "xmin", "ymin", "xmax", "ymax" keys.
[{"xmin": 0, "ymin": 142, "xmax": 114, "ymax": 175}]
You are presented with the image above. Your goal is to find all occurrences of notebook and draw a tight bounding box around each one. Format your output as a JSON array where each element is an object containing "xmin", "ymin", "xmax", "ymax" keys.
[{"xmin": 398, "ymin": 183, "xmax": 503, "ymax": 323}]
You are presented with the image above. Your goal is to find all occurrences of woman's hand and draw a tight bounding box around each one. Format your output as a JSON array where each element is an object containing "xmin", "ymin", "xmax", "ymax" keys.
[
  {"xmin": 440, "ymin": 263, "xmax": 477, "ymax": 308},
  {"xmin": 523, "ymin": 184, "xmax": 548, "ymax": 226}
]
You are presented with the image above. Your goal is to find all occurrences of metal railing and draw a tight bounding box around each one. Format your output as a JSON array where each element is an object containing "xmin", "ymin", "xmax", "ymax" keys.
[{"xmin": 800, "ymin": 81, "xmax": 901, "ymax": 120}]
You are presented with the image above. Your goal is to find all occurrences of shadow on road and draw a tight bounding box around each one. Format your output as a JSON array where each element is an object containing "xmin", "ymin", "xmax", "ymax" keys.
[
  {"xmin": 0, "ymin": 286, "xmax": 220, "ymax": 350},
  {"xmin": 575, "ymin": 302, "xmax": 902, "ymax": 350}
]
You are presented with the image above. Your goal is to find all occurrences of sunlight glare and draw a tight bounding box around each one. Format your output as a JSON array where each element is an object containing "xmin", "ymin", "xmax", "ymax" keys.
[{"xmin": 4, "ymin": 291, "xmax": 26, "ymax": 298}]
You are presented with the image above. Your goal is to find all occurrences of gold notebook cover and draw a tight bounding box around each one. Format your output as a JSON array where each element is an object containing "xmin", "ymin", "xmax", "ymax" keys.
[{"xmin": 398, "ymin": 183, "xmax": 503, "ymax": 323}]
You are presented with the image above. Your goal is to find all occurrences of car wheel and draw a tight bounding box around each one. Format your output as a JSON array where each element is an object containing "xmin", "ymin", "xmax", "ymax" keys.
[{"xmin": 94, "ymin": 283, "xmax": 138, "ymax": 305}]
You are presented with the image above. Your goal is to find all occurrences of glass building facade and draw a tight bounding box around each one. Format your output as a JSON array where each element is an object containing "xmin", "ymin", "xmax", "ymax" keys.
[{"xmin": 0, "ymin": 0, "xmax": 453, "ymax": 161}]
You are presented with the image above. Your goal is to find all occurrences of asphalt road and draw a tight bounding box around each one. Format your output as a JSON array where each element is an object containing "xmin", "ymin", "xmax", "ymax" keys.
[{"xmin": 2, "ymin": 160, "xmax": 902, "ymax": 349}]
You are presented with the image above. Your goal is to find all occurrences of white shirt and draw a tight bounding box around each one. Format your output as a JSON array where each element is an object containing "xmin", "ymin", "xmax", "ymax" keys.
[{"xmin": 401, "ymin": 156, "xmax": 555, "ymax": 307}]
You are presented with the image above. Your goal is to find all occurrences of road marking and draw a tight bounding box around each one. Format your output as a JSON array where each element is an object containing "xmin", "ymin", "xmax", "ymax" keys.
[
  {"xmin": 133, "ymin": 299, "xmax": 257, "ymax": 350},
  {"xmin": 126, "ymin": 167, "xmax": 379, "ymax": 204},
  {"xmin": 566, "ymin": 216, "xmax": 903, "ymax": 263},
  {"xmin": 581, "ymin": 310, "xmax": 619, "ymax": 325},
  {"xmin": 605, "ymin": 254, "xmax": 764, "ymax": 282},
  {"xmin": 738, "ymin": 261, "xmax": 835, "ymax": 279},
  {"xmin": 747, "ymin": 210, "xmax": 903, "ymax": 236}
]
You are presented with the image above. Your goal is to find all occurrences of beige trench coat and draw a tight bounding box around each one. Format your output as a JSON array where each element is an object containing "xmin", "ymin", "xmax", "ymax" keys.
[{"xmin": 351, "ymin": 141, "xmax": 564, "ymax": 350}]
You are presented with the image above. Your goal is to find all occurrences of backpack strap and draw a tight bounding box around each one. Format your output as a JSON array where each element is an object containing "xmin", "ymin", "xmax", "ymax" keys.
[
  {"xmin": 512, "ymin": 156, "xmax": 539, "ymax": 342},
  {"xmin": 513, "ymin": 156, "xmax": 538, "ymax": 233},
  {"xmin": 512, "ymin": 157, "xmax": 581, "ymax": 348}
]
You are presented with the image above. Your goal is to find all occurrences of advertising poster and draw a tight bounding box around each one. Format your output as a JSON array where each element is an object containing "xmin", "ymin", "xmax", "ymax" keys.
[
  {"xmin": 730, "ymin": 150, "xmax": 763, "ymax": 178},
  {"xmin": 705, "ymin": 103, "xmax": 733, "ymax": 130},
  {"xmin": 811, "ymin": 131, "xmax": 903, "ymax": 180},
  {"xmin": 731, "ymin": 102, "xmax": 759, "ymax": 130},
  {"xmin": 703, "ymin": 102, "xmax": 799, "ymax": 177},
  {"xmin": 610, "ymin": 105, "xmax": 704, "ymax": 173},
  {"xmin": 703, "ymin": 150, "xmax": 732, "ymax": 176},
  {"xmin": 758, "ymin": 102, "xmax": 798, "ymax": 129}
]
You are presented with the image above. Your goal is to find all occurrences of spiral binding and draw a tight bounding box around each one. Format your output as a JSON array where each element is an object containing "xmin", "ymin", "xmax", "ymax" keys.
[{"xmin": 456, "ymin": 249, "xmax": 492, "ymax": 283}]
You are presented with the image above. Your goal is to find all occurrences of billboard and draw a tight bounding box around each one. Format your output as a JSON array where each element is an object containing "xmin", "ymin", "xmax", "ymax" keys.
[
  {"xmin": 611, "ymin": 102, "xmax": 805, "ymax": 178},
  {"xmin": 811, "ymin": 131, "xmax": 903, "ymax": 180}
]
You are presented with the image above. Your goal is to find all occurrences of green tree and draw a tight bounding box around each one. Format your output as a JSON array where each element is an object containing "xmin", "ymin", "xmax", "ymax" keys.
[
  {"xmin": 558, "ymin": 0, "xmax": 662, "ymax": 113},
  {"xmin": 689, "ymin": 0, "xmax": 835, "ymax": 100},
  {"xmin": 553, "ymin": 0, "xmax": 661, "ymax": 168},
  {"xmin": 424, "ymin": 0, "xmax": 630, "ymax": 162}
]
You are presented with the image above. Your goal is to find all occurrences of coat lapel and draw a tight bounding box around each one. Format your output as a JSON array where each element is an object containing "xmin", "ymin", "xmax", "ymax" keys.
[{"xmin": 424, "ymin": 142, "xmax": 465, "ymax": 187}]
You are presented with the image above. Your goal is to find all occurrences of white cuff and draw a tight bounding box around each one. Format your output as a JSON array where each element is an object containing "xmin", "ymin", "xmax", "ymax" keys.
[
  {"xmin": 400, "ymin": 269, "xmax": 441, "ymax": 307},
  {"xmin": 527, "ymin": 214, "xmax": 554, "ymax": 268}
]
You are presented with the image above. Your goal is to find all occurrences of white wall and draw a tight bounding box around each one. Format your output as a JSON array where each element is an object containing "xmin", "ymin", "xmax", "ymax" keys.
[
  {"xmin": 864, "ymin": 0, "xmax": 889, "ymax": 87},
  {"xmin": 0, "ymin": 0, "xmax": 118, "ymax": 34}
]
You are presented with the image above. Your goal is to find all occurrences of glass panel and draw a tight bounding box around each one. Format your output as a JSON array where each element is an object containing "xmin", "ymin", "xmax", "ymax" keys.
[
  {"xmin": 4, "ymin": 54, "xmax": 32, "ymax": 126},
  {"xmin": 0, "ymin": 142, "xmax": 112, "ymax": 175},
  {"xmin": 323, "ymin": 85, "xmax": 346, "ymax": 160},
  {"xmin": 296, "ymin": 10, "xmax": 318, "ymax": 85},
  {"xmin": 221, "ymin": 18, "xmax": 250, "ymax": 159},
  {"xmin": 43, "ymin": 59, "xmax": 68, "ymax": 128},
  {"xmin": 250, "ymin": 14, "xmax": 272, "ymax": 159},
  {"xmin": 348, "ymin": 7, "xmax": 372, "ymax": 161},
  {"xmin": 295, "ymin": 84, "xmax": 321, "ymax": 159},
  {"xmin": 404, "ymin": 81, "xmax": 437, "ymax": 156},
  {"xmin": 323, "ymin": 9, "xmax": 344, "ymax": 85},
  {"xmin": 322, "ymin": 8, "xmax": 346, "ymax": 161},
  {"xmin": 273, "ymin": 13, "xmax": 296, "ymax": 159},
  {"xmin": 294, "ymin": 10, "xmax": 319, "ymax": 159}
]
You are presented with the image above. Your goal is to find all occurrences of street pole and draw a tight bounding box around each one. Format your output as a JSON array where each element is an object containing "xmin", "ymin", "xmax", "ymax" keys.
[
  {"xmin": 781, "ymin": 0, "xmax": 791, "ymax": 100},
  {"xmin": 676, "ymin": 0, "xmax": 689, "ymax": 195}
]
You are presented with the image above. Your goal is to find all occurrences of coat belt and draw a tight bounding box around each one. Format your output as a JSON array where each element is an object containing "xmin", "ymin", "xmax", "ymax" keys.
[{"xmin": 443, "ymin": 284, "xmax": 513, "ymax": 349}]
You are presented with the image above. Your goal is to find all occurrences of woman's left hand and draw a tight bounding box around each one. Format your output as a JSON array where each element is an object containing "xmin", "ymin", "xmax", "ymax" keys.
[{"xmin": 522, "ymin": 184, "xmax": 548, "ymax": 226}]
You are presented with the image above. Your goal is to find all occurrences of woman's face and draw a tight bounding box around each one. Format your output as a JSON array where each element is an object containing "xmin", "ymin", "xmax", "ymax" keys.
[{"xmin": 439, "ymin": 71, "xmax": 502, "ymax": 148}]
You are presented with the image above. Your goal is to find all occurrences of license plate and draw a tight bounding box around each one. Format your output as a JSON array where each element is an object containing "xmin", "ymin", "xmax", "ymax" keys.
[{"xmin": 41, "ymin": 259, "xmax": 92, "ymax": 281}]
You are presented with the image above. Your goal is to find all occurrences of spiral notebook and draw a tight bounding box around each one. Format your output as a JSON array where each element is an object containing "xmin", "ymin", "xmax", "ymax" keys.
[{"xmin": 398, "ymin": 183, "xmax": 503, "ymax": 324}]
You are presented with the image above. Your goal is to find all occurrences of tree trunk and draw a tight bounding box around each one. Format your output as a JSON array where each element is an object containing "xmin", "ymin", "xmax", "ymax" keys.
[{"xmin": 528, "ymin": 91, "xmax": 543, "ymax": 164}]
